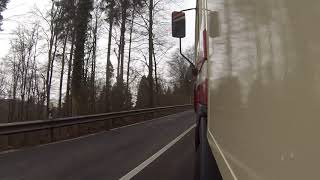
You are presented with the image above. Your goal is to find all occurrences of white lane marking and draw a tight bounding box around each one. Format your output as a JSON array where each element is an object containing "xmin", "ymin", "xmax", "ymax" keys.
[
  {"xmin": 110, "ymin": 112, "xmax": 187, "ymax": 131},
  {"xmin": 0, "ymin": 149, "xmax": 20, "ymax": 155},
  {"xmin": 0, "ymin": 132, "xmax": 104, "ymax": 156},
  {"xmin": 208, "ymin": 130, "xmax": 238, "ymax": 180},
  {"xmin": 38, "ymin": 132, "xmax": 104, "ymax": 147},
  {"xmin": 119, "ymin": 124, "xmax": 196, "ymax": 180}
]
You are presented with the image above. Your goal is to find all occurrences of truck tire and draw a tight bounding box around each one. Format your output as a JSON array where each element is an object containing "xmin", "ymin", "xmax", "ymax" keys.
[{"xmin": 195, "ymin": 117, "xmax": 223, "ymax": 180}]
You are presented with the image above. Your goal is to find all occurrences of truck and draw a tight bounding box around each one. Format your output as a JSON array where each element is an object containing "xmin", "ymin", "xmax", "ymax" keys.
[{"xmin": 173, "ymin": 0, "xmax": 320, "ymax": 179}]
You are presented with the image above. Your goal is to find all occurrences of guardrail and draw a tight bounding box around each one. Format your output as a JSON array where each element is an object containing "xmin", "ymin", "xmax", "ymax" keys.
[{"xmin": 0, "ymin": 104, "xmax": 192, "ymax": 151}]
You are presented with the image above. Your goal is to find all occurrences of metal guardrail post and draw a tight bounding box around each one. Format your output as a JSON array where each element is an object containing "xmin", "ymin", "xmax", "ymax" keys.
[{"xmin": 50, "ymin": 127, "xmax": 54, "ymax": 143}]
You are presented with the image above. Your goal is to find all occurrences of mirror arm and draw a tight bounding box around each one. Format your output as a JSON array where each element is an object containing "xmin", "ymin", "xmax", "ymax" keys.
[
  {"xmin": 181, "ymin": 8, "xmax": 197, "ymax": 12},
  {"xmin": 180, "ymin": 8, "xmax": 213, "ymax": 13},
  {"xmin": 179, "ymin": 38, "xmax": 196, "ymax": 70}
]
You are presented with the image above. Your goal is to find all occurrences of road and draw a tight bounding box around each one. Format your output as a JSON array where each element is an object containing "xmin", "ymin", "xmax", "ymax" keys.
[{"xmin": 0, "ymin": 110, "xmax": 196, "ymax": 180}]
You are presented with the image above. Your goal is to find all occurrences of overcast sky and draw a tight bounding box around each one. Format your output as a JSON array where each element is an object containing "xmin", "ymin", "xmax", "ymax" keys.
[
  {"xmin": 0, "ymin": 0, "xmax": 196, "ymax": 60},
  {"xmin": 0, "ymin": 0, "xmax": 48, "ymax": 58}
]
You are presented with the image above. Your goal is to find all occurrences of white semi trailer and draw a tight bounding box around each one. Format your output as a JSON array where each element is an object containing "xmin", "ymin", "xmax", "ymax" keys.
[{"xmin": 173, "ymin": 0, "xmax": 320, "ymax": 179}]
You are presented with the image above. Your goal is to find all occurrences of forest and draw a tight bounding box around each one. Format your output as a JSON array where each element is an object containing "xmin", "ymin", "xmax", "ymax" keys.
[
  {"xmin": 0, "ymin": 0, "xmax": 193, "ymax": 123},
  {"xmin": 2, "ymin": 0, "xmax": 319, "ymax": 126}
]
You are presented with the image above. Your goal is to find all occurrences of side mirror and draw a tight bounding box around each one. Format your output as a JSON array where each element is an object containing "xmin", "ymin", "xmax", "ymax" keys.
[
  {"xmin": 172, "ymin": 11, "xmax": 186, "ymax": 38},
  {"xmin": 209, "ymin": 11, "xmax": 220, "ymax": 38}
]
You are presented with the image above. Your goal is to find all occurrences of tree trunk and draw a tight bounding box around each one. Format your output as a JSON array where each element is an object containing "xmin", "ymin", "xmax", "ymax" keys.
[
  {"xmin": 91, "ymin": 14, "xmax": 98, "ymax": 113},
  {"xmin": 153, "ymin": 50, "xmax": 158, "ymax": 89},
  {"xmin": 46, "ymin": 3, "xmax": 60, "ymax": 118},
  {"xmin": 72, "ymin": 0, "xmax": 92, "ymax": 116},
  {"xmin": 106, "ymin": 7, "xmax": 114, "ymax": 112},
  {"xmin": 47, "ymin": 33, "xmax": 59, "ymax": 117},
  {"xmin": 148, "ymin": 0, "xmax": 154, "ymax": 108},
  {"xmin": 66, "ymin": 0, "xmax": 77, "ymax": 116},
  {"xmin": 153, "ymin": 51, "xmax": 159, "ymax": 106},
  {"xmin": 127, "ymin": 9, "xmax": 135, "ymax": 94},
  {"xmin": 9, "ymin": 62, "xmax": 18, "ymax": 122},
  {"xmin": 66, "ymin": 30, "xmax": 75, "ymax": 116},
  {"xmin": 58, "ymin": 30, "xmax": 69, "ymax": 116},
  {"xmin": 119, "ymin": 3, "xmax": 127, "ymax": 83}
]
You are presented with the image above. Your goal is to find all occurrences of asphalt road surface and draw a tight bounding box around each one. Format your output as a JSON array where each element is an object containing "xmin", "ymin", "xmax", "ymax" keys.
[{"xmin": 0, "ymin": 110, "xmax": 196, "ymax": 180}]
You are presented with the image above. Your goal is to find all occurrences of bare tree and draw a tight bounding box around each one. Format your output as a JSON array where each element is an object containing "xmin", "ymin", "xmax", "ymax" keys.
[{"xmin": 4, "ymin": 23, "xmax": 44, "ymax": 122}]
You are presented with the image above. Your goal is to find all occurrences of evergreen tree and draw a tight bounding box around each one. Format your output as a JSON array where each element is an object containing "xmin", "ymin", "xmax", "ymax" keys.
[
  {"xmin": 110, "ymin": 81, "xmax": 132, "ymax": 111},
  {"xmin": 72, "ymin": 0, "xmax": 93, "ymax": 115},
  {"xmin": 136, "ymin": 76, "xmax": 150, "ymax": 109}
]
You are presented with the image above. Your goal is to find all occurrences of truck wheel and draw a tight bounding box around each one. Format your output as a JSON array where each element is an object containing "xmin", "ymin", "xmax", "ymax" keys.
[{"xmin": 195, "ymin": 117, "xmax": 223, "ymax": 180}]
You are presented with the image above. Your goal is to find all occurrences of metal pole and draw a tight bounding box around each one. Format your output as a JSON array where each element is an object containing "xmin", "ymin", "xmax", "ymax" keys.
[{"xmin": 179, "ymin": 38, "xmax": 196, "ymax": 69}]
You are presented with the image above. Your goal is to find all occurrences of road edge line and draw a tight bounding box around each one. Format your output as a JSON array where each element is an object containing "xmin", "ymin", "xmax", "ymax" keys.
[
  {"xmin": 110, "ymin": 110, "xmax": 191, "ymax": 131},
  {"xmin": 118, "ymin": 123, "xmax": 196, "ymax": 180}
]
